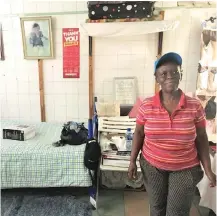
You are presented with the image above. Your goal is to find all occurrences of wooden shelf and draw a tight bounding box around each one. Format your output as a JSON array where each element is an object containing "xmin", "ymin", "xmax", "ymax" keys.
[{"xmin": 81, "ymin": 20, "xmax": 179, "ymax": 37}]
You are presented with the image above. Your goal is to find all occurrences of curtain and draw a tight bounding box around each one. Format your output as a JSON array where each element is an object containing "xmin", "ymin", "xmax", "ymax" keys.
[
  {"xmin": 0, "ymin": 23, "xmax": 5, "ymax": 61},
  {"xmin": 196, "ymin": 19, "xmax": 217, "ymax": 97}
]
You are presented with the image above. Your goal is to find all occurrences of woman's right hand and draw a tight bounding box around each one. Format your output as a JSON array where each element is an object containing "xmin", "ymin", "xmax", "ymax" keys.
[{"xmin": 128, "ymin": 161, "xmax": 137, "ymax": 180}]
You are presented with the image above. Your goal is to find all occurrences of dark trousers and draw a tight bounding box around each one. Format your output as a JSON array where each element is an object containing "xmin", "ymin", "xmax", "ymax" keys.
[{"xmin": 140, "ymin": 155, "xmax": 204, "ymax": 216}]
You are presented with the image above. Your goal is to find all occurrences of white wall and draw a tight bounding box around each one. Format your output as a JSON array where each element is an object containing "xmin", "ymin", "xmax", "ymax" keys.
[{"xmin": 0, "ymin": 0, "xmax": 216, "ymax": 123}]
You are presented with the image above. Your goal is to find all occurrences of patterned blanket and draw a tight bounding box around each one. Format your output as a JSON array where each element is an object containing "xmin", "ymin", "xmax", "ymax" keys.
[{"xmin": 1, "ymin": 120, "xmax": 91, "ymax": 188}]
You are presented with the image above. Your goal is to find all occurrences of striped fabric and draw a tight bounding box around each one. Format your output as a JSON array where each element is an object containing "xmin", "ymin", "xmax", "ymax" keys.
[{"xmin": 136, "ymin": 89, "xmax": 206, "ymax": 171}]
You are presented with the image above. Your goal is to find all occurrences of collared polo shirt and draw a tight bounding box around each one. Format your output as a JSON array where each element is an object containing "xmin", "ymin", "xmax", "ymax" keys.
[{"xmin": 136, "ymin": 90, "xmax": 206, "ymax": 171}]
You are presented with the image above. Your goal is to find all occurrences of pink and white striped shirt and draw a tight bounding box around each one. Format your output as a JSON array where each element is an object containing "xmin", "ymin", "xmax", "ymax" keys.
[{"xmin": 136, "ymin": 90, "xmax": 206, "ymax": 171}]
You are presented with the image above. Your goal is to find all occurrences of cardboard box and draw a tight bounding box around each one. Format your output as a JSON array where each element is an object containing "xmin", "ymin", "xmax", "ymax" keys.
[{"xmin": 3, "ymin": 125, "xmax": 36, "ymax": 141}]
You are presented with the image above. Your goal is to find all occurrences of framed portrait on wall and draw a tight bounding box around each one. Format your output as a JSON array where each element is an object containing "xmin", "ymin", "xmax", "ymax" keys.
[
  {"xmin": 113, "ymin": 77, "xmax": 137, "ymax": 105},
  {"xmin": 20, "ymin": 16, "xmax": 54, "ymax": 60}
]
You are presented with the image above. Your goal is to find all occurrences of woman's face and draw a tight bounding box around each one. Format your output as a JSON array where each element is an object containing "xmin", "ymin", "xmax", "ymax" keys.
[
  {"xmin": 33, "ymin": 26, "xmax": 40, "ymax": 33},
  {"xmin": 155, "ymin": 62, "xmax": 180, "ymax": 93}
]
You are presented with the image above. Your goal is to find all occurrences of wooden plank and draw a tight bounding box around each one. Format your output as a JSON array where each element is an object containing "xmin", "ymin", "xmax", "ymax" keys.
[
  {"xmin": 99, "ymin": 117, "xmax": 136, "ymax": 134},
  {"xmin": 99, "ymin": 121, "xmax": 136, "ymax": 126},
  {"xmin": 100, "ymin": 121, "xmax": 136, "ymax": 126},
  {"xmin": 99, "ymin": 127, "xmax": 135, "ymax": 132},
  {"xmin": 177, "ymin": 1, "xmax": 216, "ymax": 8},
  {"xmin": 99, "ymin": 120, "xmax": 136, "ymax": 127},
  {"xmin": 99, "ymin": 117, "xmax": 136, "ymax": 122},
  {"xmin": 98, "ymin": 128, "xmax": 135, "ymax": 134},
  {"xmin": 155, "ymin": 11, "xmax": 165, "ymax": 93},
  {"xmin": 99, "ymin": 124, "xmax": 136, "ymax": 131},
  {"xmin": 89, "ymin": 36, "xmax": 94, "ymax": 119},
  {"xmin": 100, "ymin": 125, "xmax": 135, "ymax": 130},
  {"xmin": 38, "ymin": 59, "xmax": 46, "ymax": 122}
]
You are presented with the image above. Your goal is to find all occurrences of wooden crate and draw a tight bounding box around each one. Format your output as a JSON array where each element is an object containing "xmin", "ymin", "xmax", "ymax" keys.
[{"xmin": 98, "ymin": 116, "xmax": 136, "ymax": 134}]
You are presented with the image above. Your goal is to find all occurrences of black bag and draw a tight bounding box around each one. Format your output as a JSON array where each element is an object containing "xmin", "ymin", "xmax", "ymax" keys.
[
  {"xmin": 53, "ymin": 122, "xmax": 88, "ymax": 147},
  {"xmin": 205, "ymin": 97, "xmax": 216, "ymax": 120},
  {"xmin": 84, "ymin": 138, "xmax": 101, "ymax": 185},
  {"xmin": 87, "ymin": 1, "xmax": 155, "ymax": 20}
]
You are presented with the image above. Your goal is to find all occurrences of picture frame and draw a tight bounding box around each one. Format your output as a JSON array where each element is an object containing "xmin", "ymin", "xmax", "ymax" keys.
[
  {"xmin": 20, "ymin": 16, "xmax": 54, "ymax": 60},
  {"xmin": 113, "ymin": 77, "xmax": 138, "ymax": 105}
]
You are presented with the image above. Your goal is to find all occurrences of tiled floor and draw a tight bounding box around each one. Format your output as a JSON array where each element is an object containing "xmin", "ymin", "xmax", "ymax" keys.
[
  {"xmin": 93, "ymin": 189, "xmax": 214, "ymax": 216},
  {"xmin": 1, "ymin": 187, "xmax": 214, "ymax": 216},
  {"xmin": 124, "ymin": 191, "xmax": 149, "ymax": 216}
]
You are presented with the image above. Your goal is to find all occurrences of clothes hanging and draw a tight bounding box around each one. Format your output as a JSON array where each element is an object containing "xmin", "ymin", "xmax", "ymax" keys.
[{"xmin": 196, "ymin": 19, "xmax": 216, "ymax": 97}]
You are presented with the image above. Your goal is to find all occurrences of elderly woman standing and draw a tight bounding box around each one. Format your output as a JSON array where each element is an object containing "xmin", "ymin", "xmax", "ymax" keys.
[{"xmin": 128, "ymin": 52, "xmax": 216, "ymax": 216}]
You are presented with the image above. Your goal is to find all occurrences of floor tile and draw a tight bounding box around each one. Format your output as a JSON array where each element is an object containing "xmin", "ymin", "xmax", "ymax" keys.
[
  {"xmin": 190, "ymin": 204, "xmax": 201, "ymax": 216},
  {"xmin": 193, "ymin": 195, "xmax": 211, "ymax": 216},
  {"xmin": 124, "ymin": 191, "xmax": 149, "ymax": 216},
  {"xmin": 94, "ymin": 189, "xmax": 125, "ymax": 216},
  {"xmin": 4, "ymin": 188, "xmax": 212, "ymax": 216}
]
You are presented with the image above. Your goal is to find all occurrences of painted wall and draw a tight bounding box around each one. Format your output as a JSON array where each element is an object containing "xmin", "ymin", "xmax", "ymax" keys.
[{"xmin": 0, "ymin": 0, "xmax": 215, "ymax": 123}]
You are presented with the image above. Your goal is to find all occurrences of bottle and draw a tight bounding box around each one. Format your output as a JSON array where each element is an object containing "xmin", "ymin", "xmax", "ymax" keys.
[{"xmin": 125, "ymin": 128, "xmax": 133, "ymax": 151}]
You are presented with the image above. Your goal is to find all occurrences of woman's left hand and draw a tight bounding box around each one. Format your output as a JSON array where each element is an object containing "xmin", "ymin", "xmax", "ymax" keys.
[{"xmin": 206, "ymin": 170, "xmax": 216, "ymax": 187}]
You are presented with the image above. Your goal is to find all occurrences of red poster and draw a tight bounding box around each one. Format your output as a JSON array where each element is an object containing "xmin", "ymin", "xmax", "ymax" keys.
[{"xmin": 62, "ymin": 28, "xmax": 80, "ymax": 78}]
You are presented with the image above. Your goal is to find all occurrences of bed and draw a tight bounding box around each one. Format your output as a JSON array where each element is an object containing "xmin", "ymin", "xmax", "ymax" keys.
[{"xmin": 1, "ymin": 120, "xmax": 92, "ymax": 189}]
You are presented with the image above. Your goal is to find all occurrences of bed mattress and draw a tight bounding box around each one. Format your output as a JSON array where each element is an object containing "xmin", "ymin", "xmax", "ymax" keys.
[{"xmin": 1, "ymin": 120, "xmax": 92, "ymax": 189}]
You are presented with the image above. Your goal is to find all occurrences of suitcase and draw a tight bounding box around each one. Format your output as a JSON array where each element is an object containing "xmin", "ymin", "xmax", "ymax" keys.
[{"xmin": 87, "ymin": 1, "xmax": 155, "ymax": 20}]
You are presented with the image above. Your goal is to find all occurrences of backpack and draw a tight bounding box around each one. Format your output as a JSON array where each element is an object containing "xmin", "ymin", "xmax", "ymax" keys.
[
  {"xmin": 53, "ymin": 122, "xmax": 88, "ymax": 147},
  {"xmin": 84, "ymin": 138, "xmax": 101, "ymax": 186},
  {"xmin": 205, "ymin": 97, "xmax": 216, "ymax": 120}
]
